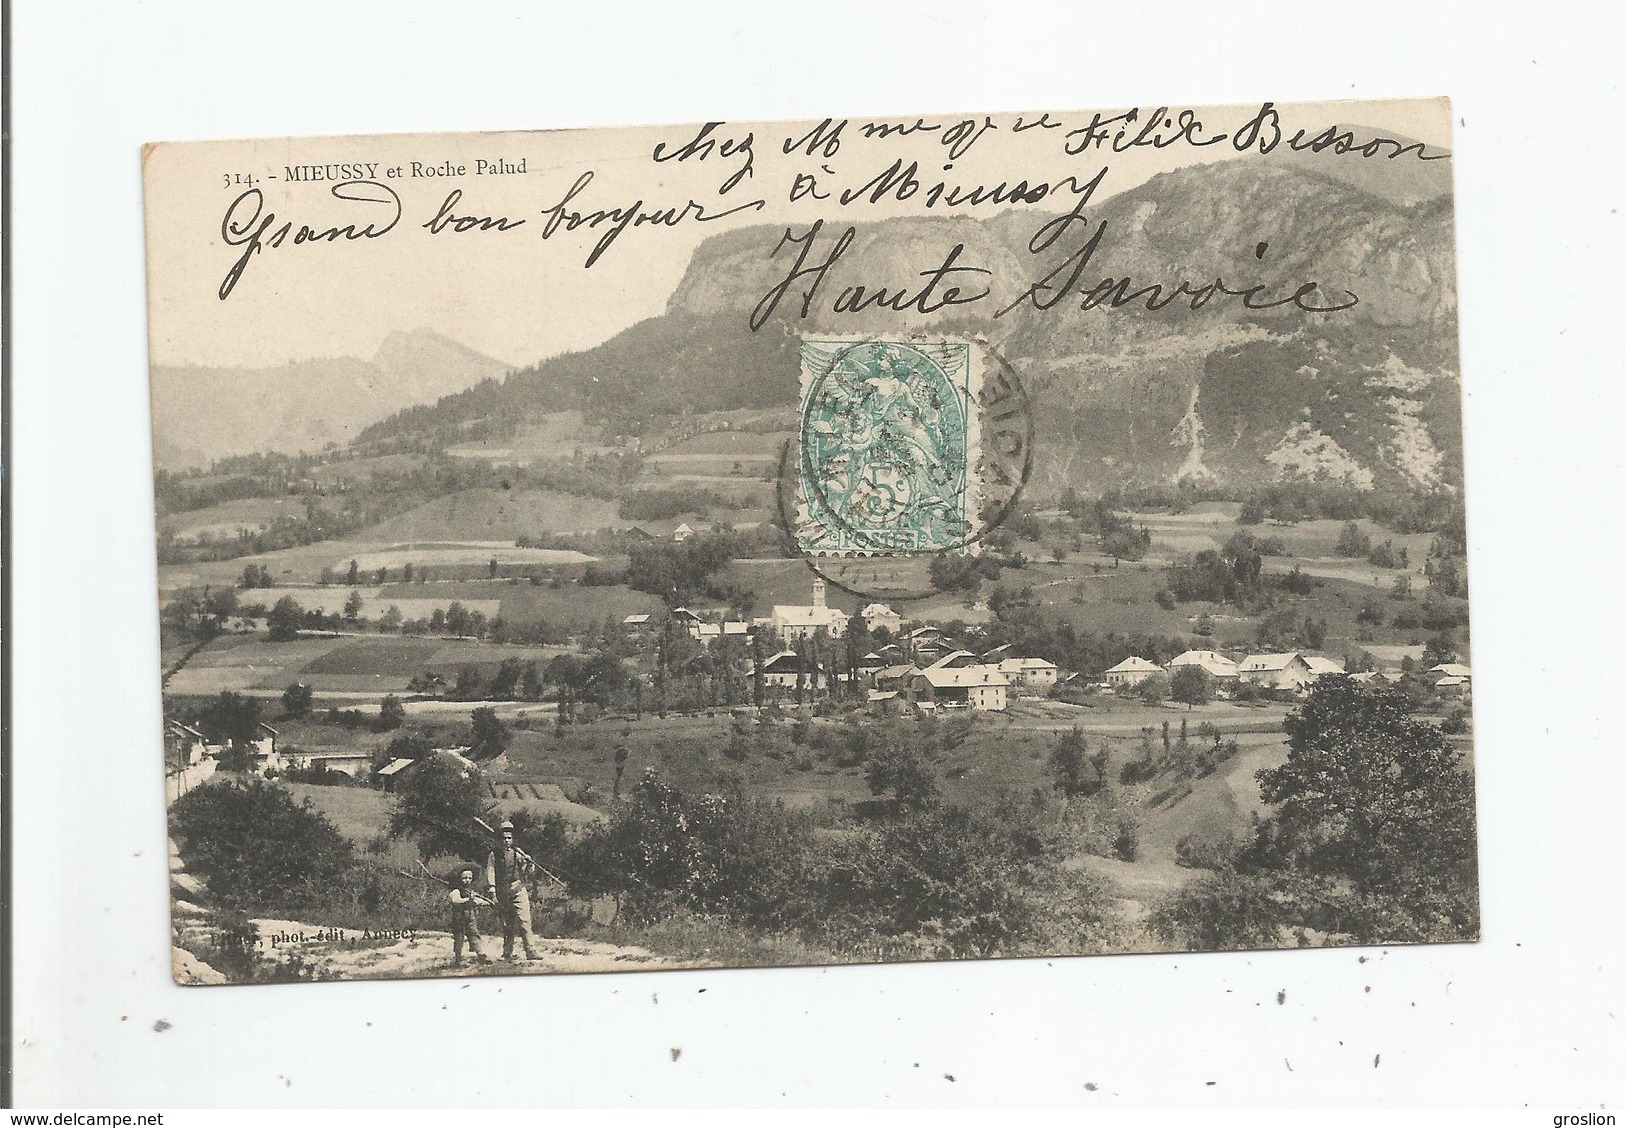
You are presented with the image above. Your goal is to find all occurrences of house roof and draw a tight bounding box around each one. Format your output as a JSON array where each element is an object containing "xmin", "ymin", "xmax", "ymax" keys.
[
  {"xmin": 770, "ymin": 604, "xmax": 848, "ymax": 628},
  {"xmin": 762, "ymin": 650, "xmax": 818, "ymax": 673},
  {"xmin": 925, "ymin": 649, "xmax": 979, "ymax": 670},
  {"xmin": 375, "ymin": 758, "xmax": 416, "ymax": 777},
  {"xmin": 867, "ymin": 689, "xmax": 900, "ymax": 702},
  {"xmin": 998, "ymin": 656, "xmax": 1057, "ymax": 672},
  {"xmin": 909, "ymin": 626, "xmax": 942, "ymax": 639},
  {"xmin": 671, "ymin": 607, "xmax": 703, "ymax": 622},
  {"xmin": 859, "ymin": 652, "xmax": 887, "ymax": 666},
  {"xmin": 1239, "ymin": 652, "xmax": 1303, "ymax": 672},
  {"xmin": 722, "ymin": 622, "xmax": 749, "ymax": 635},
  {"xmin": 1105, "ymin": 656, "xmax": 1161, "ymax": 674},
  {"xmin": 622, "ymin": 613, "xmax": 651, "ymax": 625},
  {"xmin": 1167, "ymin": 650, "xmax": 1239, "ymax": 676},
  {"xmin": 915, "ymin": 666, "xmax": 1010, "ymax": 689},
  {"xmin": 861, "ymin": 603, "xmax": 898, "ymax": 617},
  {"xmin": 257, "ymin": 721, "xmax": 279, "ymax": 735},
  {"xmin": 166, "ymin": 721, "xmax": 207, "ymax": 741},
  {"xmin": 1436, "ymin": 675, "xmax": 1470, "ymax": 687},
  {"xmin": 982, "ymin": 643, "xmax": 1014, "ymax": 661},
  {"xmin": 1429, "ymin": 663, "xmax": 1472, "ymax": 678},
  {"xmin": 876, "ymin": 664, "xmax": 919, "ymax": 680},
  {"xmin": 1303, "ymin": 656, "xmax": 1346, "ymax": 675}
]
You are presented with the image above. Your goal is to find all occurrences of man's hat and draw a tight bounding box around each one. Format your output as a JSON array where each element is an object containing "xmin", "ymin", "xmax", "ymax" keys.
[{"xmin": 499, "ymin": 820, "xmax": 514, "ymax": 832}]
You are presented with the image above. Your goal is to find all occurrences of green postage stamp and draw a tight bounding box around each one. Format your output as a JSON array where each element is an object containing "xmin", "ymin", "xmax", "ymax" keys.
[{"xmin": 796, "ymin": 337, "xmax": 982, "ymax": 556}]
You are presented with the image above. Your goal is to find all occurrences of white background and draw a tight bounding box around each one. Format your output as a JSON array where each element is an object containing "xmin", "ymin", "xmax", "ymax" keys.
[{"xmin": 8, "ymin": 0, "xmax": 1624, "ymax": 1108}]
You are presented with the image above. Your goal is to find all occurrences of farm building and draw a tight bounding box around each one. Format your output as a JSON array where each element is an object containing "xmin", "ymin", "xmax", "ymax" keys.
[
  {"xmin": 1104, "ymin": 656, "xmax": 1161, "ymax": 688},
  {"xmin": 998, "ymin": 656, "xmax": 1059, "ymax": 691},
  {"xmin": 1303, "ymin": 656, "xmax": 1347, "ymax": 678},
  {"xmin": 770, "ymin": 578, "xmax": 849, "ymax": 640},
  {"xmin": 1238, "ymin": 653, "xmax": 1316, "ymax": 692},
  {"xmin": 1166, "ymin": 650, "xmax": 1240, "ymax": 681},
  {"xmin": 672, "ymin": 523, "xmax": 696, "ymax": 542},
  {"xmin": 909, "ymin": 665, "xmax": 1009, "ymax": 712},
  {"xmin": 1430, "ymin": 663, "xmax": 1472, "ymax": 681}
]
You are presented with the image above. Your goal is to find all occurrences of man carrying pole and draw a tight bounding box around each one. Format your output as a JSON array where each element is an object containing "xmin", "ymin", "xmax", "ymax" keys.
[{"xmin": 484, "ymin": 819, "xmax": 541, "ymax": 962}]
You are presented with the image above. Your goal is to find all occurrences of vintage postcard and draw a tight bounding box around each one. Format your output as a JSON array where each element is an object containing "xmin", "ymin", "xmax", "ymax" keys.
[{"xmin": 146, "ymin": 98, "xmax": 1476, "ymax": 985}]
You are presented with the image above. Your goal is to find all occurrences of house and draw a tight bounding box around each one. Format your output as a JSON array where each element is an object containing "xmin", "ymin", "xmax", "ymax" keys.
[
  {"xmin": 924, "ymin": 649, "xmax": 981, "ymax": 670},
  {"xmin": 861, "ymin": 603, "xmax": 903, "ymax": 636},
  {"xmin": 285, "ymin": 749, "xmax": 374, "ymax": 778},
  {"xmin": 1429, "ymin": 663, "xmax": 1472, "ymax": 681},
  {"xmin": 1350, "ymin": 670, "xmax": 1400, "ymax": 685},
  {"xmin": 1238, "ymin": 652, "xmax": 1316, "ymax": 692},
  {"xmin": 375, "ymin": 747, "xmax": 481, "ymax": 792},
  {"xmin": 1166, "ymin": 650, "xmax": 1240, "ymax": 681},
  {"xmin": 981, "ymin": 643, "xmax": 1014, "ymax": 664},
  {"xmin": 165, "ymin": 721, "xmax": 216, "ymax": 768},
  {"xmin": 245, "ymin": 722, "xmax": 282, "ymax": 772},
  {"xmin": 759, "ymin": 649, "xmax": 826, "ymax": 690},
  {"xmin": 770, "ymin": 578, "xmax": 849, "ymax": 640},
  {"xmin": 873, "ymin": 663, "xmax": 919, "ymax": 693},
  {"xmin": 998, "ymin": 657, "xmax": 1059, "ymax": 692},
  {"xmin": 672, "ymin": 523, "xmax": 696, "ymax": 543},
  {"xmin": 1303, "ymin": 656, "xmax": 1347, "ymax": 679},
  {"xmin": 1435, "ymin": 675, "xmax": 1471, "ymax": 699},
  {"xmin": 875, "ymin": 643, "xmax": 907, "ymax": 664},
  {"xmin": 1104, "ymin": 656, "xmax": 1161, "ymax": 688},
  {"xmin": 857, "ymin": 652, "xmax": 888, "ymax": 680},
  {"xmin": 866, "ymin": 689, "xmax": 905, "ymax": 714},
  {"xmin": 374, "ymin": 758, "xmax": 417, "ymax": 791},
  {"xmin": 909, "ymin": 665, "xmax": 1009, "ymax": 711}
]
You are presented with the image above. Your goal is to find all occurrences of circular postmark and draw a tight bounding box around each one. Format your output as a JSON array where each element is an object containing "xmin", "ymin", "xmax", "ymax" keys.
[{"xmin": 774, "ymin": 336, "xmax": 1033, "ymax": 602}]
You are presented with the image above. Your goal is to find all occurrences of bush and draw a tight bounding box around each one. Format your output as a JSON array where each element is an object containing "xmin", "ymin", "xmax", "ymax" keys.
[
  {"xmin": 1174, "ymin": 834, "xmax": 1238, "ymax": 870},
  {"xmin": 1148, "ymin": 869, "xmax": 1286, "ymax": 951},
  {"xmin": 171, "ymin": 780, "xmax": 355, "ymax": 907},
  {"xmin": 1112, "ymin": 819, "xmax": 1140, "ymax": 862}
]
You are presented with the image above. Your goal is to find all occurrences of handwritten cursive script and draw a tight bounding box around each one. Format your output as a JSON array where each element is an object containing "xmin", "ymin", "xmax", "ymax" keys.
[{"xmin": 218, "ymin": 181, "xmax": 401, "ymax": 300}]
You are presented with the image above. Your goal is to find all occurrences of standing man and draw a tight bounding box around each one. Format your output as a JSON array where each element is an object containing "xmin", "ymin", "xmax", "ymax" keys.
[
  {"xmin": 485, "ymin": 819, "xmax": 541, "ymax": 962},
  {"xmin": 448, "ymin": 865, "xmax": 489, "ymax": 967}
]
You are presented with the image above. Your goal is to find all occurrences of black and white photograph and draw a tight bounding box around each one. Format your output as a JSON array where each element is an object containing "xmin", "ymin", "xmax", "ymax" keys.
[{"xmin": 141, "ymin": 98, "xmax": 1480, "ymax": 986}]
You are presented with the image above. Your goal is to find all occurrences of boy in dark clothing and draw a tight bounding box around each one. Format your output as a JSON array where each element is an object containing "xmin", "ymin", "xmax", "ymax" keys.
[{"xmin": 449, "ymin": 865, "xmax": 490, "ymax": 966}]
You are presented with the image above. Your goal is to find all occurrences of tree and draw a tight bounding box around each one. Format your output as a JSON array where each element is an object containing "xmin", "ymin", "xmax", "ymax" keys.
[
  {"xmin": 281, "ymin": 683, "xmax": 314, "ymax": 718},
  {"xmin": 468, "ymin": 707, "xmax": 509, "ymax": 761},
  {"xmin": 171, "ymin": 779, "xmax": 354, "ymax": 906},
  {"xmin": 865, "ymin": 727, "xmax": 941, "ymax": 810},
  {"xmin": 1422, "ymin": 631, "xmax": 1458, "ymax": 668},
  {"xmin": 1170, "ymin": 665, "xmax": 1212, "ymax": 708},
  {"xmin": 388, "ymin": 754, "xmax": 492, "ymax": 862},
  {"xmin": 378, "ymin": 604, "xmax": 403, "ymax": 633},
  {"xmin": 377, "ymin": 695, "xmax": 406, "ymax": 731},
  {"xmin": 343, "ymin": 589, "xmax": 364, "ymax": 623},
  {"xmin": 266, "ymin": 595, "xmax": 304, "ymax": 641},
  {"xmin": 199, "ymin": 691, "xmax": 263, "ymax": 751},
  {"xmin": 1135, "ymin": 672, "xmax": 1170, "ymax": 705},
  {"xmin": 1335, "ymin": 521, "xmax": 1371, "ymax": 558},
  {"xmin": 1250, "ymin": 678, "xmax": 1478, "ymax": 933},
  {"xmin": 1049, "ymin": 727, "xmax": 1108, "ymax": 799},
  {"xmin": 346, "ymin": 559, "xmax": 359, "ymax": 586}
]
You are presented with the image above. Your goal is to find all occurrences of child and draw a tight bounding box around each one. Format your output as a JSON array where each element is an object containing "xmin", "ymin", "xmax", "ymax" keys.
[{"xmin": 448, "ymin": 865, "xmax": 489, "ymax": 967}]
